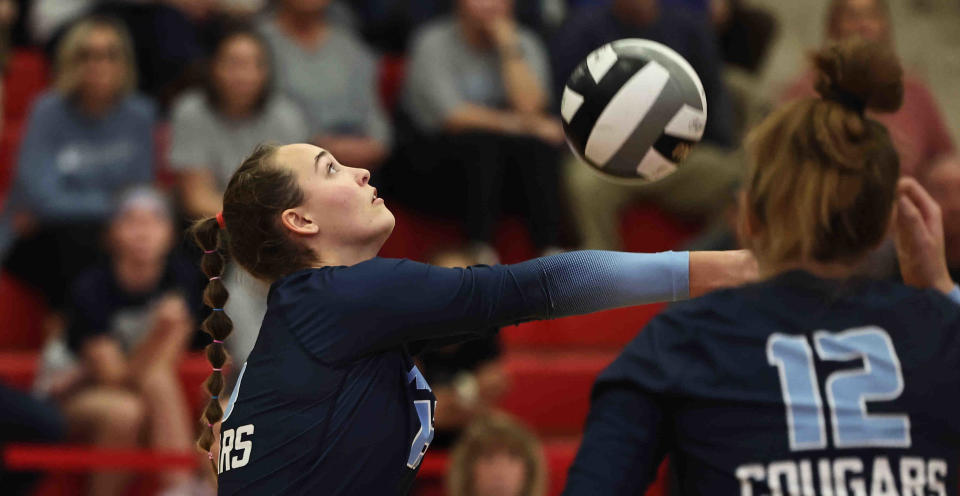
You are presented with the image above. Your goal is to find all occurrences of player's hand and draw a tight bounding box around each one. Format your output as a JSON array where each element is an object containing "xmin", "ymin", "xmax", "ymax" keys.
[
  {"xmin": 688, "ymin": 250, "xmax": 758, "ymax": 298},
  {"xmin": 893, "ymin": 177, "xmax": 955, "ymax": 294}
]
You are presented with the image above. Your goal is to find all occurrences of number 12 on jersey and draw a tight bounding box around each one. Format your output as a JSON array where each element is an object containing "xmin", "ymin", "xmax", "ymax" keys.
[{"xmin": 767, "ymin": 326, "xmax": 910, "ymax": 451}]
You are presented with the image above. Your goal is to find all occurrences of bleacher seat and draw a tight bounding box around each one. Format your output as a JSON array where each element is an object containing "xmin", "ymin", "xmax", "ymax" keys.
[
  {"xmin": 502, "ymin": 303, "xmax": 665, "ymax": 351},
  {"xmin": 621, "ymin": 202, "xmax": 701, "ymax": 253},
  {"xmin": 499, "ymin": 350, "xmax": 617, "ymax": 436}
]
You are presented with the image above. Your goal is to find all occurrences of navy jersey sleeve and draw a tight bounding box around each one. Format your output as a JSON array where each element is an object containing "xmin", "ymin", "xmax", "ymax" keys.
[
  {"xmin": 565, "ymin": 310, "xmax": 691, "ymax": 495},
  {"xmin": 271, "ymin": 250, "xmax": 688, "ymax": 364}
]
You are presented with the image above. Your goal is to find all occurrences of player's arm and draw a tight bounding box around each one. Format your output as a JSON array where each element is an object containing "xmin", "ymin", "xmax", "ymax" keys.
[
  {"xmin": 293, "ymin": 250, "xmax": 754, "ymax": 363},
  {"xmin": 564, "ymin": 385, "xmax": 668, "ymax": 496},
  {"xmin": 893, "ymin": 177, "xmax": 959, "ymax": 303},
  {"xmin": 565, "ymin": 313, "xmax": 685, "ymax": 495}
]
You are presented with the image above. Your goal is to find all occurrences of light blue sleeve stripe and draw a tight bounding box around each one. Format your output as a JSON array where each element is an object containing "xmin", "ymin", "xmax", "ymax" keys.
[
  {"xmin": 948, "ymin": 284, "xmax": 960, "ymax": 306},
  {"xmin": 533, "ymin": 250, "xmax": 689, "ymax": 318}
]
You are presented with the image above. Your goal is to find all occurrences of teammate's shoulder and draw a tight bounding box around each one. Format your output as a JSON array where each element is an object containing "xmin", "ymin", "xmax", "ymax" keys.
[{"xmin": 855, "ymin": 276, "xmax": 958, "ymax": 317}]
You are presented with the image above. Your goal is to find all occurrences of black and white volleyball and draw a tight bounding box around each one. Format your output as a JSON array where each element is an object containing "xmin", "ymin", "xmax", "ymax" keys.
[{"xmin": 561, "ymin": 39, "xmax": 707, "ymax": 182}]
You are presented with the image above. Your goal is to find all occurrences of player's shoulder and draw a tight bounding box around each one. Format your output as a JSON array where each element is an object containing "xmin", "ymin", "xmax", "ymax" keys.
[{"xmin": 268, "ymin": 258, "xmax": 413, "ymax": 304}]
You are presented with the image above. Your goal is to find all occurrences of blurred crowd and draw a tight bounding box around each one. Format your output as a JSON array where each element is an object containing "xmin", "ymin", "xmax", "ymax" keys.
[{"xmin": 0, "ymin": 0, "xmax": 958, "ymax": 495}]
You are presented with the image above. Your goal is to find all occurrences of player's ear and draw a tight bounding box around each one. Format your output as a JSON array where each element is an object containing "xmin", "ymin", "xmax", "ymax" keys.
[{"xmin": 281, "ymin": 208, "xmax": 320, "ymax": 236}]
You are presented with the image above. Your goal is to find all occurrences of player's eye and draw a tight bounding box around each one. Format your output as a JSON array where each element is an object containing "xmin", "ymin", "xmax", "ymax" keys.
[{"xmin": 327, "ymin": 163, "xmax": 338, "ymax": 175}]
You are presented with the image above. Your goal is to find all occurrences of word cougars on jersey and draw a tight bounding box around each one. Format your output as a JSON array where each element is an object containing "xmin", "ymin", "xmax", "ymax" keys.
[{"xmin": 735, "ymin": 456, "xmax": 947, "ymax": 496}]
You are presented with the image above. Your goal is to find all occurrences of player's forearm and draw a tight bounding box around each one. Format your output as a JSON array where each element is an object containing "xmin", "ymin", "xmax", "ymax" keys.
[
  {"xmin": 688, "ymin": 250, "xmax": 759, "ymax": 298},
  {"xmin": 529, "ymin": 250, "xmax": 689, "ymax": 318}
]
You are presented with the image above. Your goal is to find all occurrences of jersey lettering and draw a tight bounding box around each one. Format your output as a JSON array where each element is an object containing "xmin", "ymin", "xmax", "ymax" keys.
[
  {"xmin": 219, "ymin": 423, "xmax": 255, "ymax": 474},
  {"xmin": 768, "ymin": 327, "xmax": 909, "ymax": 451},
  {"xmin": 734, "ymin": 457, "xmax": 948, "ymax": 496},
  {"xmin": 406, "ymin": 366, "xmax": 435, "ymax": 469}
]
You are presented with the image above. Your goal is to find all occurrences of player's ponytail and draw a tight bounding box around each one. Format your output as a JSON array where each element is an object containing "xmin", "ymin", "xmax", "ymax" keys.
[
  {"xmin": 743, "ymin": 37, "xmax": 903, "ymax": 268},
  {"xmin": 190, "ymin": 214, "xmax": 233, "ymax": 471}
]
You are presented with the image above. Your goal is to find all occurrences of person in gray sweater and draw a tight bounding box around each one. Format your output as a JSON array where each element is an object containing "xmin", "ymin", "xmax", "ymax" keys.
[
  {"xmin": 258, "ymin": 0, "xmax": 391, "ymax": 171},
  {"xmin": 0, "ymin": 16, "xmax": 154, "ymax": 309}
]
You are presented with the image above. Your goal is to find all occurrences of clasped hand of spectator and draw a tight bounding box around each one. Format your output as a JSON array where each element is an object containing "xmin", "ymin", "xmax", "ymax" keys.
[{"xmin": 893, "ymin": 177, "xmax": 956, "ymax": 294}]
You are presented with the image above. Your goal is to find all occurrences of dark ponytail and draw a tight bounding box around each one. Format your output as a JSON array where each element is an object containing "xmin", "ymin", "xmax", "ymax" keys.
[{"xmin": 190, "ymin": 216, "xmax": 233, "ymax": 472}]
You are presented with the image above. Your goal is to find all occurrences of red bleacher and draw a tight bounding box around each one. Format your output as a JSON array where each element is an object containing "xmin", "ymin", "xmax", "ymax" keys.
[{"xmin": 0, "ymin": 49, "xmax": 700, "ymax": 495}]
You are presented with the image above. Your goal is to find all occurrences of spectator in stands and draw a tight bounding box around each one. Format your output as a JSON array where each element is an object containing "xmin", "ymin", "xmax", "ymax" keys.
[
  {"xmin": 0, "ymin": 383, "xmax": 64, "ymax": 496},
  {"xmin": 554, "ymin": 0, "xmax": 742, "ymax": 250},
  {"xmin": 0, "ymin": 16, "xmax": 154, "ymax": 312},
  {"xmin": 40, "ymin": 187, "xmax": 204, "ymax": 496},
  {"xmin": 403, "ymin": 0, "xmax": 567, "ymax": 263},
  {"xmin": 779, "ymin": 0, "xmax": 954, "ymax": 179},
  {"xmin": 924, "ymin": 155, "xmax": 960, "ymax": 282},
  {"xmin": 170, "ymin": 24, "xmax": 307, "ymax": 220},
  {"xmin": 258, "ymin": 0, "xmax": 390, "ymax": 171},
  {"xmin": 420, "ymin": 248, "xmax": 508, "ymax": 448},
  {"xmin": 447, "ymin": 412, "xmax": 547, "ymax": 496},
  {"xmin": 32, "ymin": 1, "xmax": 210, "ymax": 105}
]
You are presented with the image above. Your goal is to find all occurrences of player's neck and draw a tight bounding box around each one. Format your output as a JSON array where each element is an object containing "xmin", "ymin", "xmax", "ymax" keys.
[
  {"xmin": 762, "ymin": 259, "xmax": 860, "ymax": 281},
  {"xmin": 308, "ymin": 239, "xmax": 385, "ymax": 268}
]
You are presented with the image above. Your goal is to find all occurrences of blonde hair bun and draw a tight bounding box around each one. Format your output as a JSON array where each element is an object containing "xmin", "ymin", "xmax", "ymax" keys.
[{"xmin": 812, "ymin": 38, "xmax": 904, "ymax": 115}]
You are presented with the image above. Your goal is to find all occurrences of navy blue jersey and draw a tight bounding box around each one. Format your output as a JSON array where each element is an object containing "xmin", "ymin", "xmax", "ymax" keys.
[
  {"xmin": 566, "ymin": 271, "xmax": 960, "ymax": 496},
  {"xmin": 215, "ymin": 252, "xmax": 689, "ymax": 495}
]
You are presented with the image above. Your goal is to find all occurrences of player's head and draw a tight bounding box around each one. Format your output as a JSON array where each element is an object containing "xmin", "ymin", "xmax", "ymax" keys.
[
  {"xmin": 826, "ymin": 0, "xmax": 892, "ymax": 43},
  {"xmin": 740, "ymin": 38, "xmax": 903, "ymax": 272},
  {"xmin": 447, "ymin": 413, "xmax": 546, "ymax": 496},
  {"xmin": 194, "ymin": 143, "xmax": 393, "ymax": 283}
]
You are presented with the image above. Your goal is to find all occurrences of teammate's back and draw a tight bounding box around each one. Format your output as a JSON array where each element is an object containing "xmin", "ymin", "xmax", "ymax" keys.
[
  {"xmin": 566, "ymin": 271, "xmax": 960, "ymax": 494},
  {"xmin": 566, "ymin": 37, "xmax": 960, "ymax": 496}
]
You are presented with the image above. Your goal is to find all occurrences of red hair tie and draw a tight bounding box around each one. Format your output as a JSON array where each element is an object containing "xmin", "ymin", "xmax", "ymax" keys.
[{"xmin": 216, "ymin": 211, "xmax": 226, "ymax": 230}]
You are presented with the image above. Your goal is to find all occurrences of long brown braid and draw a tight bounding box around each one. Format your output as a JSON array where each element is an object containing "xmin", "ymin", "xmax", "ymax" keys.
[{"xmin": 191, "ymin": 216, "xmax": 231, "ymax": 470}]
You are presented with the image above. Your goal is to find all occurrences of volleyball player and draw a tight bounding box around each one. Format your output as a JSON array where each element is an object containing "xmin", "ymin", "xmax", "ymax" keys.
[
  {"xmin": 564, "ymin": 38, "xmax": 960, "ymax": 495},
  {"xmin": 189, "ymin": 141, "xmax": 756, "ymax": 494}
]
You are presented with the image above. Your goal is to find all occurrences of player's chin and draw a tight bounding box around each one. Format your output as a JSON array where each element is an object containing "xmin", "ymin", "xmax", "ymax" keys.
[{"xmin": 377, "ymin": 206, "xmax": 396, "ymax": 233}]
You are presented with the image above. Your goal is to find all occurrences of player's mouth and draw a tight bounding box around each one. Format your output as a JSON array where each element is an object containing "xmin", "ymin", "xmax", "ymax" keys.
[{"xmin": 372, "ymin": 188, "xmax": 383, "ymax": 204}]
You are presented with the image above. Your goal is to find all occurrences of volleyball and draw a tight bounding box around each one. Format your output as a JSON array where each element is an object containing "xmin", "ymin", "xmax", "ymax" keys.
[{"xmin": 561, "ymin": 39, "xmax": 708, "ymax": 183}]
